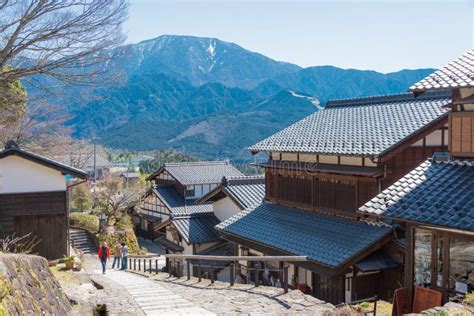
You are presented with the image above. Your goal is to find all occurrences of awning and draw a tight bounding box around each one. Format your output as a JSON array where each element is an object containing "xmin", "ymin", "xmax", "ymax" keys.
[
  {"xmin": 154, "ymin": 236, "xmax": 184, "ymax": 252},
  {"xmin": 355, "ymin": 250, "xmax": 401, "ymax": 272}
]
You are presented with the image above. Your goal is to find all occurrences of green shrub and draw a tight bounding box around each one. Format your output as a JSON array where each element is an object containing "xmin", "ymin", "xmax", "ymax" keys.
[
  {"xmin": 98, "ymin": 228, "xmax": 141, "ymax": 254},
  {"xmin": 70, "ymin": 212, "xmax": 99, "ymax": 233}
]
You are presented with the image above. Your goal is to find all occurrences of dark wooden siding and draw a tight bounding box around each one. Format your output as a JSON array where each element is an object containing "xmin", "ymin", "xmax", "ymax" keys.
[
  {"xmin": 382, "ymin": 145, "xmax": 447, "ymax": 189},
  {"xmin": 265, "ymin": 168, "xmax": 377, "ymax": 214},
  {"xmin": 312, "ymin": 273, "xmax": 345, "ymax": 304},
  {"xmin": 14, "ymin": 214, "xmax": 68, "ymax": 259},
  {"xmin": 0, "ymin": 191, "xmax": 67, "ymax": 259}
]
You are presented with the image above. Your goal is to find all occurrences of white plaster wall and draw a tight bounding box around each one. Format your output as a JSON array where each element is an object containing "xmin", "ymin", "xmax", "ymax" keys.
[
  {"xmin": 182, "ymin": 243, "xmax": 193, "ymax": 255},
  {"xmin": 213, "ymin": 197, "xmax": 242, "ymax": 222},
  {"xmin": 0, "ymin": 156, "xmax": 66, "ymax": 193}
]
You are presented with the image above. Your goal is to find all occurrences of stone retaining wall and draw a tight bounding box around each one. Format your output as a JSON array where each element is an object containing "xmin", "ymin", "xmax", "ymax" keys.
[{"xmin": 0, "ymin": 253, "xmax": 72, "ymax": 315}]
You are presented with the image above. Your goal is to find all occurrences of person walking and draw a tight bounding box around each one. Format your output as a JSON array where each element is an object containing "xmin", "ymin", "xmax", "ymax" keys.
[
  {"xmin": 120, "ymin": 242, "xmax": 129, "ymax": 270},
  {"xmin": 98, "ymin": 242, "xmax": 110, "ymax": 274},
  {"xmin": 112, "ymin": 243, "xmax": 122, "ymax": 269}
]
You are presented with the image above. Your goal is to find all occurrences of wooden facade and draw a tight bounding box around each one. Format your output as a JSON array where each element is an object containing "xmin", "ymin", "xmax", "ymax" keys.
[
  {"xmin": 0, "ymin": 191, "xmax": 68, "ymax": 259},
  {"xmin": 246, "ymin": 122, "xmax": 449, "ymax": 304},
  {"xmin": 264, "ymin": 132, "xmax": 448, "ymax": 217},
  {"xmin": 450, "ymin": 110, "xmax": 474, "ymax": 157},
  {"xmin": 265, "ymin": 168, "xmax": 378, "ymax": 214}
]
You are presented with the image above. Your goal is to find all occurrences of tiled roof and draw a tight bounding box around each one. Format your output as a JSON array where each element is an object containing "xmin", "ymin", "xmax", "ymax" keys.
[
  {"xmin": 0, "ymin": 142, "xmax": 87, "ymax": 179},
  {"xmin": 410, "ymin": 49, "xmax": 474, "ymax": 92},
  {"xmin": 217, "ymin": 202, "xmax": 391, "ymax": 268},
  {"xmin": 149, "ymin": 161, "xmax": 244, "ymax": 185},
  {"xmin": 197, "ymin": 175, "xmax": 265, "ymax": 209},
  {"xmin": 248, "ymin": 91, "xmax": 450, "ymax": 157},
  {"xmin": 225, "ymin": 176, "xmax": 265, "ymax": 209},
  {"xmin": 121, "ymin": 172, "xmax": 140, "ymax": 178},
  {"xmin": 153, "ymin": 185, "xmax": 213, "ymax": 216},
  {"xmin": 359, "ymin": 159, "xmax": 474, "ymax": 231},
  {"xmin": 173, "ymin": 214, "xmax": 221, "ymax": 244}
]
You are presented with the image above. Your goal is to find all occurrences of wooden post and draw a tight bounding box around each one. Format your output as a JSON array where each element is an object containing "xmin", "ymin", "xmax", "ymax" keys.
[
  {"xmin": 155, "ymin": 259, "xmax": 158, "ymax": 273},
  {"xmin": 138, "ymin": 259, "xmax": 141, "ymax": 271},
  {"xmin": 283, "ymin": 262, "xmax": 289, "ymax": 294},
  {"xmin": 169, "ymin": 259, "xmax": 172, "ymax": 277},
  {"xmin": 211, "ymin": 264, "xmax": 215, "ymax": 284},
  {"xmin": 133, "ymin": 259, "xmax": 136, "ymax": 270},
  {"xmin": 187, "ymin": 260, "xmax": 191, "ymax": 280},
  {"xmin": 373, "ymin": 296, "xmax": 378, "ymax": 316},
  {"xmin": 149, "ymin": 259, "xmax": 152, "ymax": 273},
  {"xmin": 198, "ymin": 263, "xmax": 201, "ymax": 282},
  {"xmin": 255, "ymin": 267, "xmax": 259, "ymax": 287},
  {"xmin": 129, "ymin": 258, "xmax": 131, "ymax": 270},
  {"xmin": 230, "ymin": 263, "xmax": 235, "ymax": 286}
]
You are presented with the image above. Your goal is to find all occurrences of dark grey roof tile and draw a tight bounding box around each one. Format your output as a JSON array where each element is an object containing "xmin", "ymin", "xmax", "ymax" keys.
[
  {"xmin": 153, "ymin": 185, "xmax": 213, "ymax": 216},
  {"xmin": 411, "ymin": 49, "xmax": 474, "ymax": 92},
  {"xmin": 359, "ymin": 159, "xmax": 474, "ymax": 231},
  {"xmin": 217, "ymin": 202, "xmax": 391, "ymax": 268},
  {"xmin": 173, "ymin": 214, "xmax": 221, "ymax": 244},
  {"xmin": 163, "ymin": 161, "xmax": 243, "ymax": 185},
  {"xmin": 249, "ymin": 92, "xmax": 450, "ymax": 157}
]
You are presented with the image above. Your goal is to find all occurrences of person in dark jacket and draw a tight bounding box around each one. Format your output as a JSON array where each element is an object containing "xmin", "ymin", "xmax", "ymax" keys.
[
  {"xmin": 98, "ymin": 242, "xmax": 110, "ymax": 274},
  {"xmin": 120, "ymin": 243, "xmax": 129, "ymax": 270}
]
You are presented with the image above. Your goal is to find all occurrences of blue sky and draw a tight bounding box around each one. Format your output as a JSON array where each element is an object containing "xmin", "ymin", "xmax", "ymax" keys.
[{"xmin": 125, "ymin": 0, "xmax": 473, "ymax": 72}]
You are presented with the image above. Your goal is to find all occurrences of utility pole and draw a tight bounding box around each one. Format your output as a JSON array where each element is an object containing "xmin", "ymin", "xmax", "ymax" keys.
[{"xmin": 92, "ymin": 137, "xmax": 99, "ymax": 184}]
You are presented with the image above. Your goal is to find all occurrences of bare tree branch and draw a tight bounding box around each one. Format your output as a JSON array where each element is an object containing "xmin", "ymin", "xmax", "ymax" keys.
[{"xmin": 0, "ymin": 0, "xmax": 128, "ymax": 87}]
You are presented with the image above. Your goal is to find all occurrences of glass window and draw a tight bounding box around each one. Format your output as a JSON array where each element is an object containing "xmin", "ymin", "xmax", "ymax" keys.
[
  {"xmin": 414, "ymin": 228, "xmax": 432, "ymax": 287},
  {"xmin": 449, "ymin": 238, "xmax": 474, "ymax": 292},
  {"xmin": 436, "ymin": 235, "xmax": 444, "ymax": 288}
]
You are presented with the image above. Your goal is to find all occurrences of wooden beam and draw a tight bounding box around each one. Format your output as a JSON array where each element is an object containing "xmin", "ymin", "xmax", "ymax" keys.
[
  {"xmin": 164, "ymin": 254, "xmax": 308, "ymax": 262},
  {"xmin": 404, "ymin": 224, "xmax": 414, "ymax": 303}
]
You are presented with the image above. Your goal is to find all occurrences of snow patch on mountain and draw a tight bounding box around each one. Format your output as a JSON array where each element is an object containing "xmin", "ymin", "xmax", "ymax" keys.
[
  {"xmin": 288, "ymin": 91, "xmax": 323, "ymax": 109},
  {"xmin": 207, "ymin": 40, "xmax": 216, "ymax": 59}
]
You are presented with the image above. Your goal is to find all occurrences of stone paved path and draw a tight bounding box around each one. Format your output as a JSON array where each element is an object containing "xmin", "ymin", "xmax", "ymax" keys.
[{"xmin": 99, "ymin": 270, "xmax": 215, "ymax": 316}]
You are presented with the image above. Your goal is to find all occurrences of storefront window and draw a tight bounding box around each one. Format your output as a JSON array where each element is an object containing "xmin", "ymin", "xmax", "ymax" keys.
[
  {"xmin": 449, "ymin": 238, "xmax": 474, "ymax": 292},
  {"xmin": 414, "ymin": 228, "xmax": 432, "ymax": 287}
]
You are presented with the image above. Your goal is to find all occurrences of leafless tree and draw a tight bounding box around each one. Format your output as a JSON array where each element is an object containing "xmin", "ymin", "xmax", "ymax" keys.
[
  {"xmin": 91, "ymin": 174, "xmax": 142, "ymax": 227},
  {"xmin": 0, "ymin": 0, "xmax": 128, "ymax": 87}
]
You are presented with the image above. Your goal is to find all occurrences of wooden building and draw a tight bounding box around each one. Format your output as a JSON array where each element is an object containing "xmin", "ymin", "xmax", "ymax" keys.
[
  {"xmin": 217, "ymin": 90, "xmax": 452, "ymax": 304},
  {"xmin": 359, "ymin": 49, "xmax": 474, "ymax": 304},
  {"xmin": 197, "ymin": 175, "xmax": 265, "ymax": 222},
  {"xmin": 136, "ymin": 161, "xmax": 243, "ymax": 266},
  {"xmin": 0, "ymin": 141, "xmax": 87, "ymax": 259}
]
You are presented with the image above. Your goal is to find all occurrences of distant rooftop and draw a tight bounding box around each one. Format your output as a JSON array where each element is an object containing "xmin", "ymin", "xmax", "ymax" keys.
[
  {"xmin": 149, "ymin": 161, "xmax": 244, "ymax": 185},
  {"xmin": 410, "ymin": 49, "xmax": 474, "ymax": 92},
  {"xmin": 150, "ymin": 185, "xmax": 213, "ymax": 216},
  {"xmin": 249, "ymin": 91, "xmax": 450, "ymax": 157},
  {"xmin": 198, "ymin": 175, "xmax": 265, "ymax": 209}
]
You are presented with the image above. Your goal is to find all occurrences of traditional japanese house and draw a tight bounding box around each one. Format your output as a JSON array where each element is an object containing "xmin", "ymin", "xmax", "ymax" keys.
[
  {"xmin": 217, "ymin": 90, "xmax": 452, "ymax": 304},
  {"xmin": 197, "ymin": 175, "xmax": 265, "ymax": 222},
  {"xmin": 136, "ymin": 161, "xmax": 243, "ymax": 259},
  {"xmin": 359, "ymin": 49, "xmax": 474, "ymax": 303},
  {"xmin": 0, "ymin": 141, "xmax": 87, "ymax": 259}
]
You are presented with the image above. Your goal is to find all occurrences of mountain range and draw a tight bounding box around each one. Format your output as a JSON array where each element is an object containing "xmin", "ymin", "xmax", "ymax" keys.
[{"xmin": 38, "ymin": 35, "xmax": 436, "ymax": 161}]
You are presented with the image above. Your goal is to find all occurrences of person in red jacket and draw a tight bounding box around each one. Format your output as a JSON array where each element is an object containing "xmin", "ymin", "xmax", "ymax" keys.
[{"xmin": 98, "ymin": 242, "xmax": 110, "ymax": 274}]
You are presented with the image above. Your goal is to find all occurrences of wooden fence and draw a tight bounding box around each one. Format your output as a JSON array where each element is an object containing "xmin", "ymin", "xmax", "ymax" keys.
[{"xmin": 127, "ymin": 254, "xmax": 308, "ymax": 294}]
